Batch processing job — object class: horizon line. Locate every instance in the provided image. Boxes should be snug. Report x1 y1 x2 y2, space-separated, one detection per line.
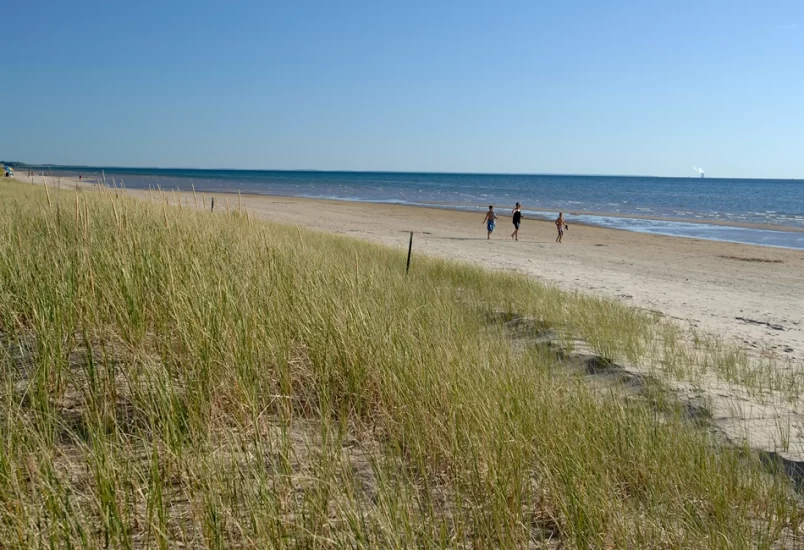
9 162 804 182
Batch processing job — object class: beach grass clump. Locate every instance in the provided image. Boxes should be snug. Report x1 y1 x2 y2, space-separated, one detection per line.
0 180 801 548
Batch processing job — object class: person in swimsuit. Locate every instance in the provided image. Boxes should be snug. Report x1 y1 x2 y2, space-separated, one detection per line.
511 202 523 240
483 205 497 239
555 212 568 243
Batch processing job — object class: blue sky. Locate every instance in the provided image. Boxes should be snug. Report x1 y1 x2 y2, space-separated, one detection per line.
2 0 802 178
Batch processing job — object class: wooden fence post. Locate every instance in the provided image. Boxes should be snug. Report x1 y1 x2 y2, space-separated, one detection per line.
406 232 413 274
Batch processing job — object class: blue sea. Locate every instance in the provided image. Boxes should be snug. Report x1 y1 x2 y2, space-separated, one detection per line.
42 167 804 250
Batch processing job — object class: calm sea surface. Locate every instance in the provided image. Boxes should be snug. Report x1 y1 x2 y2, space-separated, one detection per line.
42 168 804 250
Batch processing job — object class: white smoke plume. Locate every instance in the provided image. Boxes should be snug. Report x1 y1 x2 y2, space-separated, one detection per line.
693 166 705 175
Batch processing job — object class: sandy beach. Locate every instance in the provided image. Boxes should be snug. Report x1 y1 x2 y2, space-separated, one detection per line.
179 190 804 462
31 174 804 363
135 189 804 364
23 175 804 460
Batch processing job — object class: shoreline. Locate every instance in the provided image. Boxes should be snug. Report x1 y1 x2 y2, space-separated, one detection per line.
119 183 804 362
265 195 804 235
15 175 804 461
20 175 804 362
6 172 803 544
26 172 804 246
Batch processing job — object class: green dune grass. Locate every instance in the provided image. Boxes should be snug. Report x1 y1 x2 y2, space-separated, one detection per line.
0 181 800 548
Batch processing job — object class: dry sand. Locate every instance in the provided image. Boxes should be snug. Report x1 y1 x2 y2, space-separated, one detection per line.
23 175 804 462
149 190 803 364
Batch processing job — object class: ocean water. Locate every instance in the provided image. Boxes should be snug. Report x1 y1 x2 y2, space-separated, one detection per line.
45 167 804 250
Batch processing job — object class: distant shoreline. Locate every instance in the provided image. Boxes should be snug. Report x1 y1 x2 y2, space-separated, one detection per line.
38 173 804 232
14 173 804 370
15 164 804 182
59 172 804 244
18 171 804 250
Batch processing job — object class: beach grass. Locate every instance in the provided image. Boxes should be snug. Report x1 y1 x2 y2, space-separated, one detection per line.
0 180 802 548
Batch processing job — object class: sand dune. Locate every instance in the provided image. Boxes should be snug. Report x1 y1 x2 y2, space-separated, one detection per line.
27 174 804 461
166 192 803 365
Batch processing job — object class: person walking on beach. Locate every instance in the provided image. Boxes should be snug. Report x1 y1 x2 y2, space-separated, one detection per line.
511 202 523 240
483 205 497 239
555 212 568 243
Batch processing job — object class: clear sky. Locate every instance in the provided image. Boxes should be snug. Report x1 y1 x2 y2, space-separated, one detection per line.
2 0 803 178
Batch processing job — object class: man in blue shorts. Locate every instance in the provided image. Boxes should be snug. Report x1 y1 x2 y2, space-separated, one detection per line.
482 205 497 239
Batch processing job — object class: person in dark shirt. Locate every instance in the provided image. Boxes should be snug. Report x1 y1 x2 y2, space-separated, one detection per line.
511 202 523 240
